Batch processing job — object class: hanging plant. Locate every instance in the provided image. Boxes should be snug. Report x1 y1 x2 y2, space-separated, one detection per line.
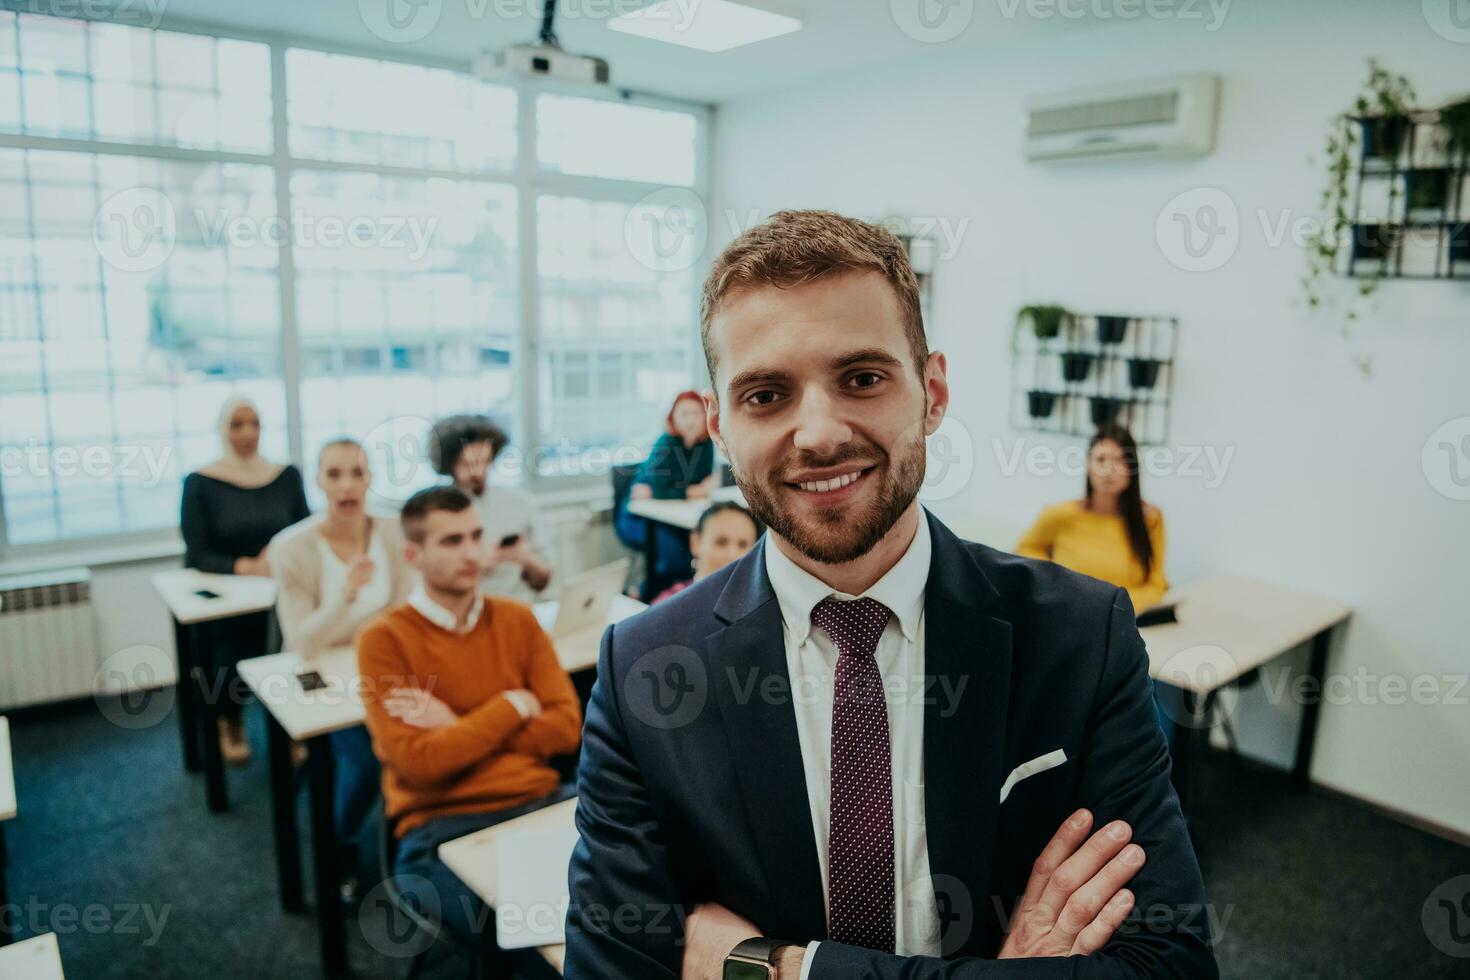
1302 59 1417 378
1440 97 1470 168
1016 304 1071 341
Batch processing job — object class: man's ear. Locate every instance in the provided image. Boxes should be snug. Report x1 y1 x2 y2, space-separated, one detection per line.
922 351 950 436
701 388 727 458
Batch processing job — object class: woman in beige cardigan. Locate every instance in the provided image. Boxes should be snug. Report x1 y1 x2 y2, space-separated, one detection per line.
270 438 416 854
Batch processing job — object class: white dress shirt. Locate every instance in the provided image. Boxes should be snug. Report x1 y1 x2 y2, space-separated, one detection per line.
763 509 941 976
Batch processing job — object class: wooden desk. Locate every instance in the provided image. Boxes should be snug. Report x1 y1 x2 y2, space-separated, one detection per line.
0 932 64 977
1140 575 1352 806
0 717 14 946
150 568 277 814
534 594 647 673
438 797 578 974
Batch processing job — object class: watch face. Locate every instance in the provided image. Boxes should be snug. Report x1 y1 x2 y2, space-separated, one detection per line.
723 960 770 980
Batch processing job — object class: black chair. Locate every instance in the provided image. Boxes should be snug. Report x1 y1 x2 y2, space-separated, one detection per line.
373 798 506 980
610 462 642 550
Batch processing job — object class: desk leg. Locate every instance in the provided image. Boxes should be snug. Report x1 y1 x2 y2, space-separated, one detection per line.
1293 627 1333 789
268 715 305 913
307 734 348 977
0 823 10 946
642 516 660 602
1169 689 1215 817
173 617 201 773
194 664 229 813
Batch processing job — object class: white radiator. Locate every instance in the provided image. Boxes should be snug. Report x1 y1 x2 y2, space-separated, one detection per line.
0 567 100 709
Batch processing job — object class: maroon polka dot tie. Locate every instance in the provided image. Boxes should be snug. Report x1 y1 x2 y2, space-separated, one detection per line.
812 596 896 954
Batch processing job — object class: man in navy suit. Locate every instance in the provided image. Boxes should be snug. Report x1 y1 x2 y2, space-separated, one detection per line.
565 210 1217 979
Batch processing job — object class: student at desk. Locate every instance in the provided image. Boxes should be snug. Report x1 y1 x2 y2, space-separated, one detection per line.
181 397 309 764
1016 423 1168 613
651 501 760 604
619 390 721 595
358 486 580 944
270 438 416 860
429 413 552 603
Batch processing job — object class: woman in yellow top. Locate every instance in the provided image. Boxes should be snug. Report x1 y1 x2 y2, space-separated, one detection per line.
1017 423 1167 613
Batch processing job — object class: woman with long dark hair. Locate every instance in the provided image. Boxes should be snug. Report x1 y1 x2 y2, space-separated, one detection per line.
1017 423 1168 612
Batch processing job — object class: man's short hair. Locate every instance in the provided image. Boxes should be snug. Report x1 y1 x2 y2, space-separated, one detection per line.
400 485 474 544
427 414 510 476
699 209 928 388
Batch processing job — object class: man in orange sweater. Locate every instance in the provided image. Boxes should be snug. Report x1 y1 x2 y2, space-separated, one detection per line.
357 485 581 939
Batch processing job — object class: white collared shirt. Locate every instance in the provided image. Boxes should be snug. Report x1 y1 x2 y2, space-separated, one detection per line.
406 584 484 635
763 509 941 974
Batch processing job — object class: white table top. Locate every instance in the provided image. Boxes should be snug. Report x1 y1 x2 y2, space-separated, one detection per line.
0 716 15 822
437 797 578 971
0 932 65 979
1141 575 1352 695
626 485 745 532
238 595 647 740
150 568 277 625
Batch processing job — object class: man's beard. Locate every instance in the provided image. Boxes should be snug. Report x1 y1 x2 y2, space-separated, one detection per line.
733 428 927 566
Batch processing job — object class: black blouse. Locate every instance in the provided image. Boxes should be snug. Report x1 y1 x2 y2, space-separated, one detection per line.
180 466 310 574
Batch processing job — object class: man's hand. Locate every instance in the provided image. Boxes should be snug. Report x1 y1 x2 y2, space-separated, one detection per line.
503 688 542 720
682 902 760 980
384 687 458 730
998 809 1143 959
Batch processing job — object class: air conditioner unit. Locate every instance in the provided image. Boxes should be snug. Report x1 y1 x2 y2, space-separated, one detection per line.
1024 74 1219 161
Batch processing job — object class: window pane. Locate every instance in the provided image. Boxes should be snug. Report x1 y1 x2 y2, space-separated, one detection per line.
290 169 519 509
535 195 699 478
0 147 285 546
286 49 516 173
1 13 271 153
537 95 697 186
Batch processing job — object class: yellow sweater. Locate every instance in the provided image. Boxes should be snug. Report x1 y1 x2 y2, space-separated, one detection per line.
1016 500 1168 612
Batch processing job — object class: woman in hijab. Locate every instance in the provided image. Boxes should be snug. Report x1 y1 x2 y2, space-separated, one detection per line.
180 397 310 763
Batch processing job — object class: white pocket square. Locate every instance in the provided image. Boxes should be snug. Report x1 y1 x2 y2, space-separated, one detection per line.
999 749 1069 803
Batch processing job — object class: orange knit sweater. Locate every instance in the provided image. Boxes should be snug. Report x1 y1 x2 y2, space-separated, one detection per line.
356 595 581 836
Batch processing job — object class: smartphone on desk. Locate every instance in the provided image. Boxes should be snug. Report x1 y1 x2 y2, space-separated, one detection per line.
296 670 329 693
499 533 521 548
194 589 221 600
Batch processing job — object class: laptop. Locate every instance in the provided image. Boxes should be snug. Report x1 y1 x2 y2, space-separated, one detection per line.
536 558 631 638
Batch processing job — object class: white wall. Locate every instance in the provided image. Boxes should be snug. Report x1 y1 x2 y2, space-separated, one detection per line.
712 0 1470 836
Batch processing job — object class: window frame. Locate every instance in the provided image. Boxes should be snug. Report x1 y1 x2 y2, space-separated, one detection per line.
0 10 713 561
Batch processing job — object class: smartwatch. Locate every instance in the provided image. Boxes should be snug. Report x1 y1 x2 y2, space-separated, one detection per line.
723 937 798 980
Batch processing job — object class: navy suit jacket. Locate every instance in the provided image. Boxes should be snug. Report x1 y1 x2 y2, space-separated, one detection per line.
565 511 1218 979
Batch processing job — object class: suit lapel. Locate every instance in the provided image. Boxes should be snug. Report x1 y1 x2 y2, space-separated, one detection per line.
709 542 828 941
921 513 1012 957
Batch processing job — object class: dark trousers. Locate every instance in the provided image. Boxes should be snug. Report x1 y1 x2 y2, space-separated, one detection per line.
394 783 577 938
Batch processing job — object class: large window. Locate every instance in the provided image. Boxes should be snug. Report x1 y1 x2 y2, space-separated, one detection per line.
0 12 708 551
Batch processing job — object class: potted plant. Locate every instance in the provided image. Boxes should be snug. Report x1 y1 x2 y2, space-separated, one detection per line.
1060 352 1094 383
1017 305 1070 341
1090 397 1125 426
1440 97 1470 167
1128 358 1162 389
1348 223 1399 271
1096 316 1129 345
1360 113 1410 163
1027 390 1059 418
1405 168 1451 215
